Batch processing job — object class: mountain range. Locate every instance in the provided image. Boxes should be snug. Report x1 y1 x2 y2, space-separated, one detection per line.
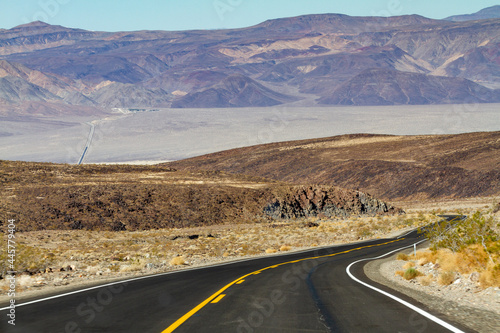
1 8 500 114
446 5 500 21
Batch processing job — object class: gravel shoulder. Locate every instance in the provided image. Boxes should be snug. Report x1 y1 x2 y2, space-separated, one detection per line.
364 247 500 333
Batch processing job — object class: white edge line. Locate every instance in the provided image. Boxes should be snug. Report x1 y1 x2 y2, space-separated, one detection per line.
0 229 418 311
0 254 269 311
346 240 466 333
0 236 381 311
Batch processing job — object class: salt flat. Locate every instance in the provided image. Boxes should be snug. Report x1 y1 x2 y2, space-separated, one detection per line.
0 104 499 163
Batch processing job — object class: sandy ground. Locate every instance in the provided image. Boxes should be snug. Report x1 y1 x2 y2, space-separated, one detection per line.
1 103 500 163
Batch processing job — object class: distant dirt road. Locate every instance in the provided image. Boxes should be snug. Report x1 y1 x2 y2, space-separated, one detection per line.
78 121 95 165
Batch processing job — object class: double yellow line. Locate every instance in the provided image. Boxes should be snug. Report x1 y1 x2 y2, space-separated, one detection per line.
162 238 403 332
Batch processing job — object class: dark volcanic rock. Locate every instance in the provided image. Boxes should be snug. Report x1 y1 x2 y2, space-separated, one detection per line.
264 186 402 219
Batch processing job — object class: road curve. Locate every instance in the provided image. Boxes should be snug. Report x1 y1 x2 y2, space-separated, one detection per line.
0 230 470 333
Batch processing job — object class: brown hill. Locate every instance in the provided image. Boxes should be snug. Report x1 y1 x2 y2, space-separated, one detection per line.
166 132 500 201
0 161 401 231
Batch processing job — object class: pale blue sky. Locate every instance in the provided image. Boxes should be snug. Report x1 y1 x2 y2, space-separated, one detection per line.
1 0 499 31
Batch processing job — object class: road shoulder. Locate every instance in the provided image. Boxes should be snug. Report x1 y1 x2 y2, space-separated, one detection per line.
364 253 500 333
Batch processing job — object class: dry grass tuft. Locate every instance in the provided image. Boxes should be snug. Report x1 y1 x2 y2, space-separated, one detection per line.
403 267 422 280
265 248 277 254
438 271 456 285
170 256 186 266
403 262 415 270
417 274 433 286
120 263 143 272
479 264 500 288
279 245 292 252
396 253 409 261
415 250 437 266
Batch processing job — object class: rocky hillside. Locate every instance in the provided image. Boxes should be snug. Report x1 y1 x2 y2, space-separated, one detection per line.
1 11 500 114
318 69 500 105
167 131 500 201
264 186 400 219
0 161 401 231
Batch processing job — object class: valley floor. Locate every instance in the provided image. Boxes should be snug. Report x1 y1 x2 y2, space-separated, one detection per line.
2 103 500 164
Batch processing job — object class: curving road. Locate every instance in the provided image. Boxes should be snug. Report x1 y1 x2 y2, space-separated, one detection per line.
0 229 470 333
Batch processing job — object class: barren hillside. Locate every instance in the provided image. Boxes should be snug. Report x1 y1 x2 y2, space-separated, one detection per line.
0 161 400 231
167 131 500 200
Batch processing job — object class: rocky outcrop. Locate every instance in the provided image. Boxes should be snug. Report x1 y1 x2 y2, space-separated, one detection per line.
264 186 402 219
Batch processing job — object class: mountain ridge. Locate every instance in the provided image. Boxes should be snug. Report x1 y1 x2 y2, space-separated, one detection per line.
166 131 500 201
446 5 500 22
1 11 500 114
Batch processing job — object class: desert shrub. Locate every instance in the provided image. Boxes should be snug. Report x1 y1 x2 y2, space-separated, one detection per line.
415 250 437 266
279 245 292 252
356 227 372 238
492 200 500 214
438 271 456 285
0 238 53 277
396 253 409 261
265 248 277 254
120 263 143 272
425 211 497 255
403 262 415 270
479 264 500 288
417 275 433 286
170 256 186 266
403 267 421 280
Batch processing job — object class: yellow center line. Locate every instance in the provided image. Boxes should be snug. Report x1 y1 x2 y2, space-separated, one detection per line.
211 294 226 303
161 238 404 333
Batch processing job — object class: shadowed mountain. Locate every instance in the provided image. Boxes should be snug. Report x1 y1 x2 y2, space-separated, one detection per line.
89 82 171 108
446 6 500 21
1 10 500 113
0 76 58 103
171 75 297 108
318 69 500 105
0 59 93 105
166 131 500 201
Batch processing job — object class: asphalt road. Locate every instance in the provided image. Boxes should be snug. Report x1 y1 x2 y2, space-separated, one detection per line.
0 229 471 333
